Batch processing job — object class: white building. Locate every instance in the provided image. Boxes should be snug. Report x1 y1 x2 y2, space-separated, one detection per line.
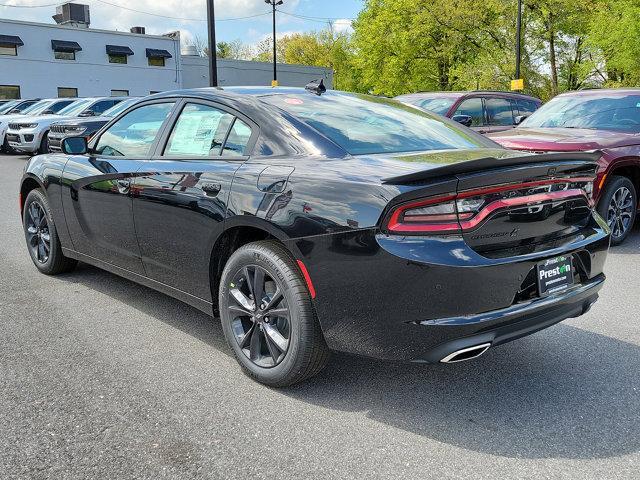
0 2 333 101
0 5 181 99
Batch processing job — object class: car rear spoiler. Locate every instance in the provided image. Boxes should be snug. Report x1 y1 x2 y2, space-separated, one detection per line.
382 151 602 185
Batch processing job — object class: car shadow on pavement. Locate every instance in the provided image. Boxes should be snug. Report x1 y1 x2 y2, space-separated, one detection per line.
282 326 640 460
60 264 639 461
59 263 232 357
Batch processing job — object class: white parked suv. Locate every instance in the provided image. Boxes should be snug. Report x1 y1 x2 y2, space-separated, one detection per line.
6 97 124 154
0 99 65 152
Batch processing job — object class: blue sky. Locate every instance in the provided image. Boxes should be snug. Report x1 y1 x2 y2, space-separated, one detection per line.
0 1 363 46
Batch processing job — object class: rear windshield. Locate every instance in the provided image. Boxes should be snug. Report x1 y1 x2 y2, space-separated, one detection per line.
522 93 640 132
412 97 457 115
261 92 492 155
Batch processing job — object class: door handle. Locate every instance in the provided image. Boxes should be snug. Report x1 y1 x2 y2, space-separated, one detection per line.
202 183 222 196
116 179 130 194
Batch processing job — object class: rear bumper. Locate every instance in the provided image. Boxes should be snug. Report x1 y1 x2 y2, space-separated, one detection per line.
292 217 609 361
413 274 603 363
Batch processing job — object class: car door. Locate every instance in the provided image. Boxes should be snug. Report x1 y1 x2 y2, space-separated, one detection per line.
451 97 489 134
132 99 258 301
61 100 177 274
485 96 516 133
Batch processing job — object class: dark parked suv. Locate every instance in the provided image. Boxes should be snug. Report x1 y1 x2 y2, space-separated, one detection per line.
395 91 541 134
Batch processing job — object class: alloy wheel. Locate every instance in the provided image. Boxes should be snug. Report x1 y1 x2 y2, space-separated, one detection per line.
227 265 291 368
607 186 634 240
25 201 51 264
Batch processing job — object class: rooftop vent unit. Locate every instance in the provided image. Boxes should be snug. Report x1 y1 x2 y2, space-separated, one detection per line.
52 3 90 28
130 26 146 35
181 45 198 56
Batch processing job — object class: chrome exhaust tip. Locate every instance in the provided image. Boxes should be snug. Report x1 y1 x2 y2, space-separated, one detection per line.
440 343 491 364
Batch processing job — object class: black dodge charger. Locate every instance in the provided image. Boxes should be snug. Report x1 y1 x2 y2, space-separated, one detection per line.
19 86 610 386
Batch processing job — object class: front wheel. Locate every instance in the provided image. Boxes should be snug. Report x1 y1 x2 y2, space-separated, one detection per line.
23 189 77 275
219 240 329 387
597 176 637 246
38 132 50 154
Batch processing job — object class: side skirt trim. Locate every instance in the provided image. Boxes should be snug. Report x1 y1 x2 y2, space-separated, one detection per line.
62 247 214 316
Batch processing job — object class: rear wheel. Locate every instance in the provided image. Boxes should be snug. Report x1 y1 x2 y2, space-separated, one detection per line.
219 240 329 387
23 189 77 275
597 176 637 246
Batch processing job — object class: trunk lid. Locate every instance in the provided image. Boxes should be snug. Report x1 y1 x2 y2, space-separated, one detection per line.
383 151 600 257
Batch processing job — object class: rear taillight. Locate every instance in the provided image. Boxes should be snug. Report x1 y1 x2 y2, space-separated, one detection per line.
385 178 594 234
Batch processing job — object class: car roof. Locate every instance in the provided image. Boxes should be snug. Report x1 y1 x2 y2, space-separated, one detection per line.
556 88 640 98
396 91 540 101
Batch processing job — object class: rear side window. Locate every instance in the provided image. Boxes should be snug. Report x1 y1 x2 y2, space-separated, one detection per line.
486 98 515 126
95 102 175 157
453 98 484 126
222 119 252 157
164 103 252 157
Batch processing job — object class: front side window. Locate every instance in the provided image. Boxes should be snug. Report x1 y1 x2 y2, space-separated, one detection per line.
92 100 119 115
453 98 485 127
164 103 236 157
109 54 127 64
486 98 515 126
95 102 175 157
58 87 78 98
0 85 20 100
48 100 74 113
261 93 492 155
0 45 17 56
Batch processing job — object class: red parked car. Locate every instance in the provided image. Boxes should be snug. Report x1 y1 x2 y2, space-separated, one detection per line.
395 91 541 134
488 88 640 245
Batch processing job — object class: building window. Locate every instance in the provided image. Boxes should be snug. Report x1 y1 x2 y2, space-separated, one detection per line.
55 50 76 60
148 56 165 67
108 54 128 64
111 90 129 97
0 45 17 56
0 85 20 99
58 87 78 98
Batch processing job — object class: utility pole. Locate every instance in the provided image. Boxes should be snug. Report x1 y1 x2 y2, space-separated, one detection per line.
515 0 522 81
206 0 218 87
265 0 283 87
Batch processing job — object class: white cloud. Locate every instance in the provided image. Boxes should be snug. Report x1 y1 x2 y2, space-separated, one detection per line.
331 18 353 34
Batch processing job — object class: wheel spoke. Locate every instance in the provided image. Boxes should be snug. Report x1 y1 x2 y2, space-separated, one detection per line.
263 327 281 363
253 267 265 306
264 288 283 312
27 226 37 234
228 304 254 317
267 307 289 319
230 287 255 312
242 266 255 300
263 323 289 352
249 325 261 360
239 323 256 349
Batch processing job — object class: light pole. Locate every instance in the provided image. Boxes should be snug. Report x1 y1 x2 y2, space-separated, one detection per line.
265 0 283 87
206 0 218 87
515 0 522 81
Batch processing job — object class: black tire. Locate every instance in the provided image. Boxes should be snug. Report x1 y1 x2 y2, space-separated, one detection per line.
22 188 77 275
2 137 14 154
597 175 637 246
38 132 49 154
219 240 329 387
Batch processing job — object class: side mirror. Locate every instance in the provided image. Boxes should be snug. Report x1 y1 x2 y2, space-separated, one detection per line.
8 109 20 114
514 115 528 125
452 114 473 128
61 136 88 155
78 110 95 117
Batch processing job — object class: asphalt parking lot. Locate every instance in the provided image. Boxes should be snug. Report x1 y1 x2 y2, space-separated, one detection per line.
0 153 638 479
